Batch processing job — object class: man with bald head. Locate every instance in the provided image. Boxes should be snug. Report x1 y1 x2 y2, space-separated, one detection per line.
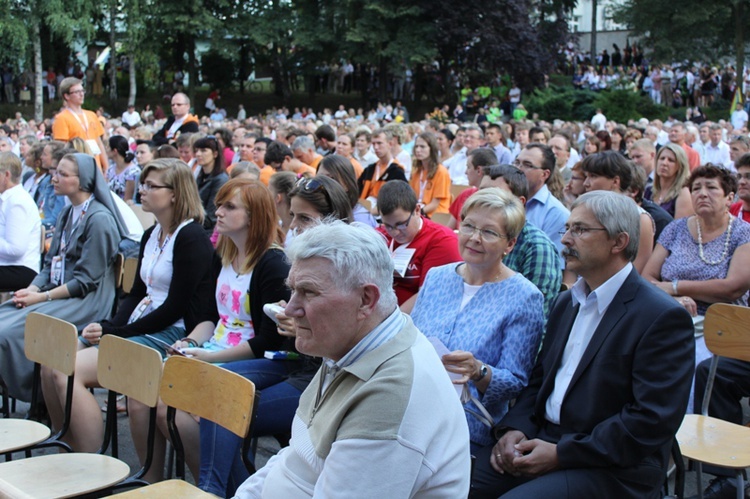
154 92 200 145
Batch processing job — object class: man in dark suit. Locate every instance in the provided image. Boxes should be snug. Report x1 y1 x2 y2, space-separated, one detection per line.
470 190 695 498
153 92 199 145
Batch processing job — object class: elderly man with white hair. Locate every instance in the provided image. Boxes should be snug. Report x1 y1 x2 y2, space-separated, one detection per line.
235 221 471 498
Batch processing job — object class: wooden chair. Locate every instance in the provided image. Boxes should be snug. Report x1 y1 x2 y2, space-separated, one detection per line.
0 314 131 497
108 479 216 498
450 183 470 200
117 356 259 496
97 335 164 488
430 212 453 227
122 258 139 295
129 204 156 230
675 303 750 499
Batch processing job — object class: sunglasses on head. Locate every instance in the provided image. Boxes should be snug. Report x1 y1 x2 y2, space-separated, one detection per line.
296 177 333 211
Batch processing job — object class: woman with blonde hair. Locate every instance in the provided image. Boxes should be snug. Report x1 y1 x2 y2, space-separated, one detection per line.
645 143 694 219
41 158 215 484
409 132 451 215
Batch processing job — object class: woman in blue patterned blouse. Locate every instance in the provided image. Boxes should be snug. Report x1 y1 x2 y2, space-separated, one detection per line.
411 188 545 450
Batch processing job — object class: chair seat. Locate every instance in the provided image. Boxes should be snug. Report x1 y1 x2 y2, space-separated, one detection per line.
109 479 216 498
677 414 750 469
0 453 130 498
0 419 51 453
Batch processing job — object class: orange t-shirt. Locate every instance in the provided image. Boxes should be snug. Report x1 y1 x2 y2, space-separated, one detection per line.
309 154 323 171
349 157 364 179
409 164 451 214
259 165 276 186
52 108 105 143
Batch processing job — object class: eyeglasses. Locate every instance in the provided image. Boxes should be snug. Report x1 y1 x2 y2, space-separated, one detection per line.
296 177 333 211
559 225 609 238
50 169 78 179
253 146 267 152
383 211 414 232
513 159 543 170
458 222 506 242
736 172 750 181
139 183 173 192
67 89 85 95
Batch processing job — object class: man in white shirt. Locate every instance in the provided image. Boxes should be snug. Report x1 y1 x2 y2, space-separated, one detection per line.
470 191 694 499
590 109 606 132
445 125 482 185
702 124 733 169
731 106 748 132
235 222 470 498
121 104 141 128
0 152 42 290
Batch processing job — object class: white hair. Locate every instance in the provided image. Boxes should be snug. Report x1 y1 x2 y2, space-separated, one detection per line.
286 220 398 313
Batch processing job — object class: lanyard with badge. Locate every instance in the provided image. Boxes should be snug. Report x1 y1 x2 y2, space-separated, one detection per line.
66 108 102 155
389 237 416 278
51 197 92 286
128 220 191 324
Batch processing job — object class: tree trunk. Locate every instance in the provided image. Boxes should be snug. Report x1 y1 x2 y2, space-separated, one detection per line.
378 54 388 103
188 38 196 108
128 52 136 106
590 0 598 63
735 0 745 97
33 22 43 123
109 1 117 101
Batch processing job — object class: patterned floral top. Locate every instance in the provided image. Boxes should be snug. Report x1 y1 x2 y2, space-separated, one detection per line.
659 216 750 315
411 263 545 447
107 163 141 201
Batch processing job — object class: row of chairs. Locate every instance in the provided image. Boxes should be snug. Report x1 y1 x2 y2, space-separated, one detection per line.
0 313 259 498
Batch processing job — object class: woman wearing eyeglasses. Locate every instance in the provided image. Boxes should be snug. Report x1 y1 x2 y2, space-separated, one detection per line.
410 188 544 451
194 136 229 234
0 153 127 403
196 175 352 497
40 159 216 479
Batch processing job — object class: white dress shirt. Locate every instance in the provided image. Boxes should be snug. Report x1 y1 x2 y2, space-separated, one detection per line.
0 183 42 272
702 141 733 170
544 263 633 424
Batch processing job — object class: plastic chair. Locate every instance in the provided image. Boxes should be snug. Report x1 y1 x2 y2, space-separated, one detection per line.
675 303 750 499
122 258 139 295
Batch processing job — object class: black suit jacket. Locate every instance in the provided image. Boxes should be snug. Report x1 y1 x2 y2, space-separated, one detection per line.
498 268 694 493
153 116 200 145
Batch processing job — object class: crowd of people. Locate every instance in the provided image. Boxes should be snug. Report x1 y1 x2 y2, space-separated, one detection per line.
0 74 750 499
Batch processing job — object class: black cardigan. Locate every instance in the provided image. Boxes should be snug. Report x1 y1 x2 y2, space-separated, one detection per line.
101 221 218 337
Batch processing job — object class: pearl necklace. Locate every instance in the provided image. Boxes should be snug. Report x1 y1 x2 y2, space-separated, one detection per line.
695 214 734 265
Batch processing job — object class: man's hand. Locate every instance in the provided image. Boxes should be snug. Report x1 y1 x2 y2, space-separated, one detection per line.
512 439 559 477
490 430 527 475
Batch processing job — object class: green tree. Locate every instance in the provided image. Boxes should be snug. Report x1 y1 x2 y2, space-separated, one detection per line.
614 0 748 81
0 0 97 121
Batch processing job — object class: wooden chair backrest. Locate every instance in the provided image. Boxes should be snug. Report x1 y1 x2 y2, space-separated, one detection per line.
704 303 750 362
113 253 125 290
122 258 139 294
450 184 470 200
160 357 256 438
98 336 164 408
431 212 453 227
24 313 78 376
129 204 156 230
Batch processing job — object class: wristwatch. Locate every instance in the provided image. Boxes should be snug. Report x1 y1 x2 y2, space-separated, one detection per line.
474 363 488 381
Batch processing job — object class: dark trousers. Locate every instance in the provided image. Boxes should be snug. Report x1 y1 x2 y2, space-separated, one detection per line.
0 266 37 292
470 424 664 499
693 357 750 477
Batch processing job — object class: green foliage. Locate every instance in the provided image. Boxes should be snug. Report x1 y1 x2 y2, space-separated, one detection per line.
525 86 673 122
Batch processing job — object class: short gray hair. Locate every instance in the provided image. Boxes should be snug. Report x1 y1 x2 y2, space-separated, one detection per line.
291 135 314 153
286 220 398 313
571 191 640 262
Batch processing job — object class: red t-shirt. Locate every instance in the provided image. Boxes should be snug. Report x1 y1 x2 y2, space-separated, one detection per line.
449 187 478 221
377 217 462 304
730 202 750 224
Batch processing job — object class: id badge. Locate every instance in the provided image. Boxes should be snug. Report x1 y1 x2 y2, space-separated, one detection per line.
128 296 153 324
50 256 63 286
86 139 101 155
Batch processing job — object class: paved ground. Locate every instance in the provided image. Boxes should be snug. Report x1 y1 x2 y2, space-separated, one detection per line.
4 392 749 498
